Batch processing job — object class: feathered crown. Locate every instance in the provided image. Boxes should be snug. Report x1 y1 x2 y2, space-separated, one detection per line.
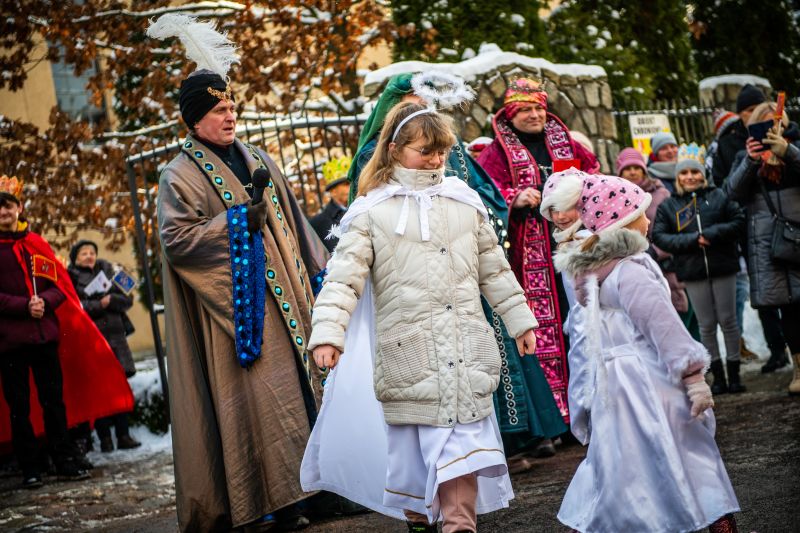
322 156 352 184
411 71 476 109
677 143 707 166
146 14 239 80
0 175 23 198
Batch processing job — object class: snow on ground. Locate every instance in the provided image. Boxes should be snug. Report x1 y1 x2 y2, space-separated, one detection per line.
85 426 172 467
715 301 796 376
85 359 173 467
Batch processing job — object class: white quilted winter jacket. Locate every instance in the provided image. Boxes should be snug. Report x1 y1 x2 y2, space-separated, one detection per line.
308 166 537 427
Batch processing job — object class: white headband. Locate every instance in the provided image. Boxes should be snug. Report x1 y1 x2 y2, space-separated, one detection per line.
391 107 436 143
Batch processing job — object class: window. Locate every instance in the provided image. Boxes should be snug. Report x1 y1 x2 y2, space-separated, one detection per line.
50 47 106 124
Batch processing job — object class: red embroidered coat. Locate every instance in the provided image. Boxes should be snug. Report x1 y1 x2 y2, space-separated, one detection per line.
477 110 599 422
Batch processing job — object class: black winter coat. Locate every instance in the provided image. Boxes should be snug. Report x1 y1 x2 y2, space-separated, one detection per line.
712 119 748 186
724 122 800 308
68 259 136 377
653 186 745 282
309 201 346 253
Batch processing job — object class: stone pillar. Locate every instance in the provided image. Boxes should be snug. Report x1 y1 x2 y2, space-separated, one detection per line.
698 74 772 111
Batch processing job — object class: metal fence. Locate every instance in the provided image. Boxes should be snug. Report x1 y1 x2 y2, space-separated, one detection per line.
613 97 800 148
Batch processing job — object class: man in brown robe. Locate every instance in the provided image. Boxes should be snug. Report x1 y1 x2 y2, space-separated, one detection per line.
157 68 327 531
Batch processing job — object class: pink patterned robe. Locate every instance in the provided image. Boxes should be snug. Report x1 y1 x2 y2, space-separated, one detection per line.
477 110 599 423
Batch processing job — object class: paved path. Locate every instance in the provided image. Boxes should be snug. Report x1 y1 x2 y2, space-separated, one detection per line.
1 366 797 532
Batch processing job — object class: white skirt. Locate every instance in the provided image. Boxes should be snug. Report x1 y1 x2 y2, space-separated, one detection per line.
301 279 513 522
384 416 512 522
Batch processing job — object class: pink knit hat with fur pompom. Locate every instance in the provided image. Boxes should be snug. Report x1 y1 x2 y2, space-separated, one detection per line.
541 168 589 222
576 174 652 234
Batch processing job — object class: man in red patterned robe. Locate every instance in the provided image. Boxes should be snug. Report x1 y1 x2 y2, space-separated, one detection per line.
477 79 599 425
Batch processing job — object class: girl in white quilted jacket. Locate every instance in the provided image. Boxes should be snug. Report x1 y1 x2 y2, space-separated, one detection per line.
551 173 740 533
303 103 538 533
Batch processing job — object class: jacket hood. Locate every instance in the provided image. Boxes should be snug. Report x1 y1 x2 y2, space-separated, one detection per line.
554 228 649 278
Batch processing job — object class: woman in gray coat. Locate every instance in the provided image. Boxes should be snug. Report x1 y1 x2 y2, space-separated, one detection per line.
724 102 800 396
68 240 141 451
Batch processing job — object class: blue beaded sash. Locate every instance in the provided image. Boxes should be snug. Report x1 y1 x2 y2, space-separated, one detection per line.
226 205 267 367
182 137 315 382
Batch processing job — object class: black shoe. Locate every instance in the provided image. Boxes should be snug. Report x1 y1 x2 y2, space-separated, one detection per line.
727 360 747 393
74 454 94 470
56 462 91 481
100 436 114 453
274 504 310 531
116 435 142 450
73 436 91 456
22 474 43 489
761 350 790 373
709 360 728 395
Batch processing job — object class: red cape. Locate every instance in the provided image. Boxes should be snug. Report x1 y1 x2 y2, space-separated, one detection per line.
0 231 134 446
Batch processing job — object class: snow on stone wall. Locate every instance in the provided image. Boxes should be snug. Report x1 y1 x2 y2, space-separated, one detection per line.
363 46 618 173
698 74 773 110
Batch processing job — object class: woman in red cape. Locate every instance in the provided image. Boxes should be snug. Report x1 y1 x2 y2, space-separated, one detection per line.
0 210 134 451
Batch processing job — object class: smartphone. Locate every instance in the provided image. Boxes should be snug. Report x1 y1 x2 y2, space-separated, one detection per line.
747 120 773 143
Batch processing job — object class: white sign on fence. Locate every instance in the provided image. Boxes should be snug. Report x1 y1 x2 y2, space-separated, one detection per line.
628 114 672 157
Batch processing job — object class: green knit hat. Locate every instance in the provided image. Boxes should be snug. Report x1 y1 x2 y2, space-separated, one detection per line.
347 73 414 198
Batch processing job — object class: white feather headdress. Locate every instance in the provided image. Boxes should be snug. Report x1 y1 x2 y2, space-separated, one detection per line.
411 70 475 110
146 13 239 79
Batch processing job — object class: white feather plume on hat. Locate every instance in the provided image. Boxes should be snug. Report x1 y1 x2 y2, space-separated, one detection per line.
146 13 239 78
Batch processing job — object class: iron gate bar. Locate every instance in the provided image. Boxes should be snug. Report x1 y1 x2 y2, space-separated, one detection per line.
303 114 323 210
125 148 169 416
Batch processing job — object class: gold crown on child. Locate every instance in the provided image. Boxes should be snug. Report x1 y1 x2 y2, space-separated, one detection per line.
0 175 23 198
677 143 707 166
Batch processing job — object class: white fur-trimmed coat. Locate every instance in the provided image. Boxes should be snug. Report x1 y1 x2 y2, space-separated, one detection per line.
553 228 738 532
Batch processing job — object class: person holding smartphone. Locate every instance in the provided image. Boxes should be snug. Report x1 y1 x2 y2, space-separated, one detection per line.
725 101 800 395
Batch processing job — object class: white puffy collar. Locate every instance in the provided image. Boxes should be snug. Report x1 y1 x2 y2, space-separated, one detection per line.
391 164 445 191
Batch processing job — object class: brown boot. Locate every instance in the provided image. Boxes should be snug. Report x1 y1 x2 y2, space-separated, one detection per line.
708 513 738 532
739 338 758 361
789 354 800 396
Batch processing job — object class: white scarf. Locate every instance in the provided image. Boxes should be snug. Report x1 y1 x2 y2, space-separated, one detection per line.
330 168 488 243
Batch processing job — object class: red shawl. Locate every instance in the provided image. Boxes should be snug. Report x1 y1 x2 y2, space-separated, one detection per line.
0 231 134 446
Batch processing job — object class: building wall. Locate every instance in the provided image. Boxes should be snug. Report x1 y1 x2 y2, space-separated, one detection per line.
0 37 57 130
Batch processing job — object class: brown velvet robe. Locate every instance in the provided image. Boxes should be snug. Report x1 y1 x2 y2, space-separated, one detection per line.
157 135 326 531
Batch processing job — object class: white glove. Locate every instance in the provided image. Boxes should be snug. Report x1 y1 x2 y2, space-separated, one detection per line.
685 380 714 418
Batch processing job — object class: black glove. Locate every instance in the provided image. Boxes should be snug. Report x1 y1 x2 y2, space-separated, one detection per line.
245 200 267 234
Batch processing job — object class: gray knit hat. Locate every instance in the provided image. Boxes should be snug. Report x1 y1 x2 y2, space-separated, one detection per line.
650 132 678 155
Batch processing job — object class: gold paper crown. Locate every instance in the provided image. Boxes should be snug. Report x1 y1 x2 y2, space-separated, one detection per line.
677 143 707 166
0 175 23 198
322 156 352 184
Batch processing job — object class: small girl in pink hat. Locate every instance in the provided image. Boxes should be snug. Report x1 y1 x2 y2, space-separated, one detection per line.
552 174 740 533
